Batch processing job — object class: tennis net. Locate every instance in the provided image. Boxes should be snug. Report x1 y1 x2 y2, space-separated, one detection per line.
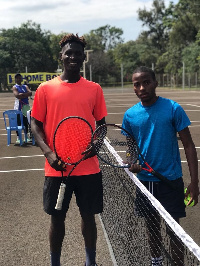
99 142 200 266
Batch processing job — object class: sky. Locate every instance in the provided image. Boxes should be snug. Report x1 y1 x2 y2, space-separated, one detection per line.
0 0 179 43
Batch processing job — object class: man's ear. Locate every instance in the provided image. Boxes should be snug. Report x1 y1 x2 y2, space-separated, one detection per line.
59 52 63 61
155 80 158 87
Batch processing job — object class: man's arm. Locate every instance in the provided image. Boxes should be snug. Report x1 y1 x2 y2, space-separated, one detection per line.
31 117 65 171
96 117 106 128
178 127 199 205
12 85 32 99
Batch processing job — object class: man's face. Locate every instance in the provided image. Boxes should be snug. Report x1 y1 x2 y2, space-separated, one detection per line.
60 42 85 72
15 75 23 84
132 72 158 106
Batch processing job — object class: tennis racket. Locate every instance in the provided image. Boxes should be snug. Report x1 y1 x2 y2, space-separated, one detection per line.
53 116 93 210
92 124 176 189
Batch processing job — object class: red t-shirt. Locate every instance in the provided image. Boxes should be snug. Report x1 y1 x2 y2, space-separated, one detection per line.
31 76 107 177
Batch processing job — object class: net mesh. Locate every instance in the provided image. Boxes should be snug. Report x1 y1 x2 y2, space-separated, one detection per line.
99 143 200 266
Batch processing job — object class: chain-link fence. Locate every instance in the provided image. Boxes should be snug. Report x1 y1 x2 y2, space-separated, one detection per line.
156 72 200 89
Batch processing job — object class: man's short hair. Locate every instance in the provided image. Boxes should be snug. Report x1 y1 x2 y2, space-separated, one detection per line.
133 66 156 81
59 33 87 50
15 73 22 79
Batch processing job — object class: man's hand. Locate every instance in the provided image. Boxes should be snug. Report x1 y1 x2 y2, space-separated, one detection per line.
81 144 97 160
128 163 142 173
44 151 66 171
186 183 200 206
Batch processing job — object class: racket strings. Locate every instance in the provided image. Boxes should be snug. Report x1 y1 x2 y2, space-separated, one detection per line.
125 137 139 165
93 125 107 152
54 118 92 164
93 124 139 167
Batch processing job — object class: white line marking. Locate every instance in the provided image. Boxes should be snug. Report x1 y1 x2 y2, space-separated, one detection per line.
186 104 200 108
185 110 200 111
0 169 44 173
98 214 118 266
0 155 43 160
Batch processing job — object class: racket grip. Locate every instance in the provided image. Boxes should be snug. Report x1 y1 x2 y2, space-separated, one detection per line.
55 182 66 210
152 170 177 190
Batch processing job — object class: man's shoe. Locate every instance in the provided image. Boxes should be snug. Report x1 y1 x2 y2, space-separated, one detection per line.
15 139 24 145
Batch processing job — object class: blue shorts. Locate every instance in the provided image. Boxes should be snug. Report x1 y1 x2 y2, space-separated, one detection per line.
135 178 186 219
43 172 103 216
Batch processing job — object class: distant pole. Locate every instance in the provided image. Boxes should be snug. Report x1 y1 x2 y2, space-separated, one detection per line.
152 63 154 71
195 72 197 88
182 62 185 90
121 63 124 91
25 66 28 73
89 65 92 81
83 62 86 78
83 50 93 79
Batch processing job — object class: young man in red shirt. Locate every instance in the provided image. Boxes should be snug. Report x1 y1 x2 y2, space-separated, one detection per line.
31 34 107 266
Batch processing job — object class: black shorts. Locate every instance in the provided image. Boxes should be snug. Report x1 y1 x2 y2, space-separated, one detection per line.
43 172 103 216
135 178 186 219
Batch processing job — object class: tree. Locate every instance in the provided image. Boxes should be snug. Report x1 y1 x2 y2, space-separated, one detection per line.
112 41 140 79
182 43 200 73
0 21 57 85
84 24 124 84
85 24 124 51
137 0 170 53
163 0 200 74
49 32 69 70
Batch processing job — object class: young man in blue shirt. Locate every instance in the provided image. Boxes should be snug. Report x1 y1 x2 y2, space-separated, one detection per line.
122 66 199 266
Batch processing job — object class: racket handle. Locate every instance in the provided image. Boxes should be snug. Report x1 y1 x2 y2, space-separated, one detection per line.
152 170 177 190
55 182 66 210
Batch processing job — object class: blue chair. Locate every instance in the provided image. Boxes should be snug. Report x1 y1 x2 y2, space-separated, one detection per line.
3 110 28 146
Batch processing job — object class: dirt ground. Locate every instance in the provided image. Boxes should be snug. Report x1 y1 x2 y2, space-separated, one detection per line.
0 88 200 265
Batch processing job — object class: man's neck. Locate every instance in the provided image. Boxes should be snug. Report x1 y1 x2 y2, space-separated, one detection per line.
60 72 81 83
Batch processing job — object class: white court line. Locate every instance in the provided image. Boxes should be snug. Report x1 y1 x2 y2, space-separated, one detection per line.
180 147 200 150
98 214 118 266
185 110 200 111
186 104 200 108
182 160 200 163
0 168 44 173
0 155 43 160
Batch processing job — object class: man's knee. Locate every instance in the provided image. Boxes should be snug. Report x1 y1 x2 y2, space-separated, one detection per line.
81 212 95 224
50 214 66 228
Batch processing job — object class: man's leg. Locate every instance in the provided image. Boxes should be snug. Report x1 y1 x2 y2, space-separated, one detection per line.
81 212 97 266
49 214 66 266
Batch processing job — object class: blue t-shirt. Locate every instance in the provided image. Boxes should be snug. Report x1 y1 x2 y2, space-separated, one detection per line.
122 97 191 181
14 84 29 111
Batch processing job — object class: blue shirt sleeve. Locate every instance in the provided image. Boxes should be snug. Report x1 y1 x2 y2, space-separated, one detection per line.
172 102 191 132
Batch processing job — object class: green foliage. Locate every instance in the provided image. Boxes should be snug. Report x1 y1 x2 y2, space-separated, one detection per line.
85 24 124 51
84 24 124 83
182 43 200 72
136 0 200 76
1 0 200 87
138 0 169 52
49 32 69 69
0 21 57 85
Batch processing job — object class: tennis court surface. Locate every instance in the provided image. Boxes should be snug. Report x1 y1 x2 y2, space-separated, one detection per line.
0 87 200 265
